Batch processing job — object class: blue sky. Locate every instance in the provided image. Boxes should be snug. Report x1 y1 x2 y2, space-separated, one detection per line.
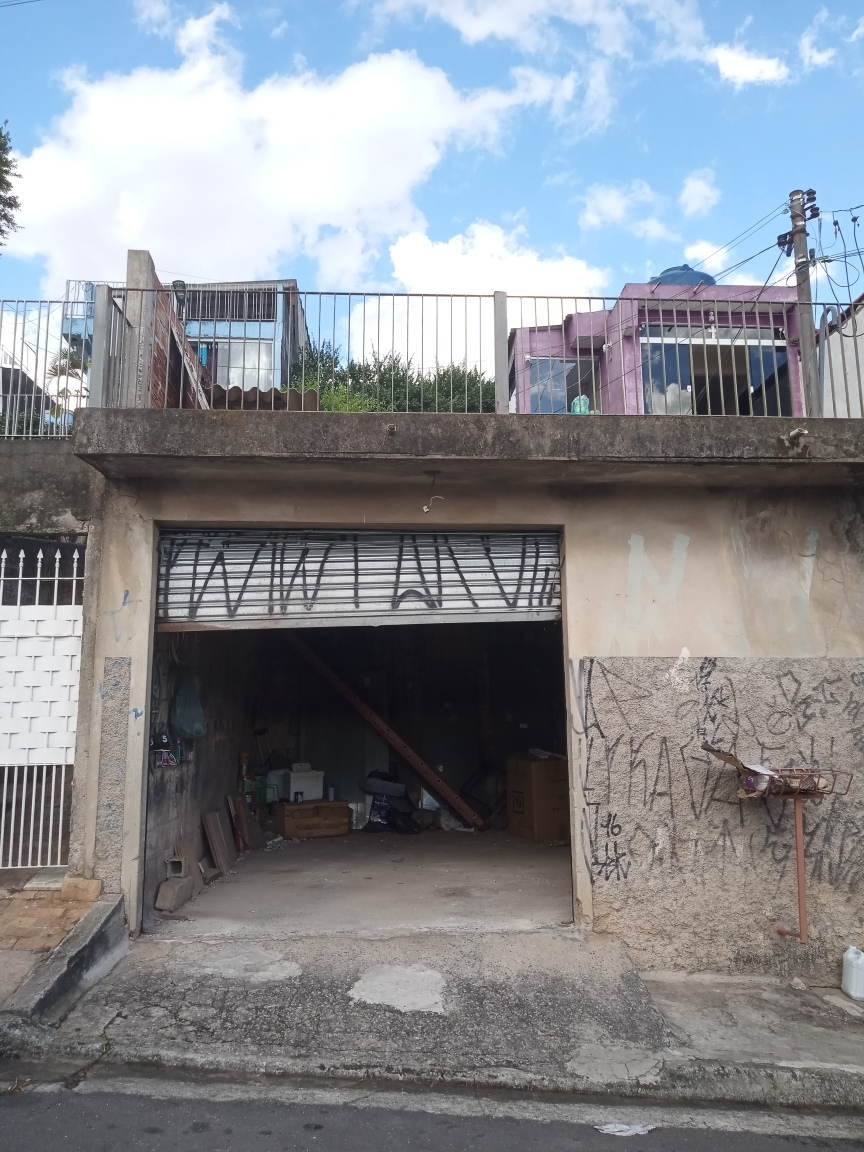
1 0 864 301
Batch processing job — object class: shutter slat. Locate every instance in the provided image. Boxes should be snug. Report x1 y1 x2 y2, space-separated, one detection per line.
157 530 561 627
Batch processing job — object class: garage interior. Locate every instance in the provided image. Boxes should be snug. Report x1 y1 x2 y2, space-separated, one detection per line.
143 619 573 934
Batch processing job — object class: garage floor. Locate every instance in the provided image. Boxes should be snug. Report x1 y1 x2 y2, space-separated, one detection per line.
151 831 573 940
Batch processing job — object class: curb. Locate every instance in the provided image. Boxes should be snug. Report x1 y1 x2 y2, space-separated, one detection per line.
2 1024 863 1112
2 897 128 1024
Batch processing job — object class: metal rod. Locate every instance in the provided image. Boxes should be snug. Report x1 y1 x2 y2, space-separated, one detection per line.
794 795 808 943
285 630 485 829
776 795 808 942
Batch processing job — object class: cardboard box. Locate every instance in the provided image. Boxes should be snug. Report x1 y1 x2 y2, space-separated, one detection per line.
506 755 570 842
275 800 350 839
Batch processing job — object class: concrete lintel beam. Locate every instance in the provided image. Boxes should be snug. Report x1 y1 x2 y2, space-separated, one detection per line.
68 410 864 488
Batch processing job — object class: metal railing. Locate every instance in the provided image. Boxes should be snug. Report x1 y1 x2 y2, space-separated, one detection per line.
0 764 72 868
507 293 807 417
0 542 84 606
96 286 498 414
3 284 864 434
1 297 91 438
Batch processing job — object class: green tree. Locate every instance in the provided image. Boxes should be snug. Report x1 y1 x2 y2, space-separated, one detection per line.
289 341 495 414
47 347 84 379
0 121 21 251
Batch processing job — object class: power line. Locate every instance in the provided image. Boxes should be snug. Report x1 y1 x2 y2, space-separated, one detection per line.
711 242 777 283
815 210 855 311
752 247 786 302
0 0 87 8
834 219 858 298
689 202 787 273
852 215 864 281
827 203 864 215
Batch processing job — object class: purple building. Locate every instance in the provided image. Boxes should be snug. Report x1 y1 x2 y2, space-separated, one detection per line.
509 274 802 416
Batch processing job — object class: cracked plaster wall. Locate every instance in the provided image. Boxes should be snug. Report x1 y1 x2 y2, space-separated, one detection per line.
576 656 864 982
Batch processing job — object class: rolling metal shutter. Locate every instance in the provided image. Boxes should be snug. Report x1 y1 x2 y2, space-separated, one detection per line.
156 529 561 629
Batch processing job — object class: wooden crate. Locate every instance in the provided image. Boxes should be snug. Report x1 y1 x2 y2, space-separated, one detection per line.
274 800 351 839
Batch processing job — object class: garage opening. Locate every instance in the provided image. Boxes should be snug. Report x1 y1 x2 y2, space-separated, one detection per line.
143 529 572 935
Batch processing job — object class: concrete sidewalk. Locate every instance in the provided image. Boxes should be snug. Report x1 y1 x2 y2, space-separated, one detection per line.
1 921 863 1109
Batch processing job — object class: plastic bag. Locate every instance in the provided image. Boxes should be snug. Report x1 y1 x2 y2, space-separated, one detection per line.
169 670 207 739
438 809 473 832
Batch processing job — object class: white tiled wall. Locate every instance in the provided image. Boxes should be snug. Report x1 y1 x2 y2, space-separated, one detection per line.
0 605 83 766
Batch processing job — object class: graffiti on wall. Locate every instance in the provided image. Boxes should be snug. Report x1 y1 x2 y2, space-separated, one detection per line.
573 656 864 896
157 529 561 624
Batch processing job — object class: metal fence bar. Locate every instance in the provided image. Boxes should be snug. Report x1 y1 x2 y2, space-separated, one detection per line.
0 542 85 607
0 764 73 869
4 288 864 425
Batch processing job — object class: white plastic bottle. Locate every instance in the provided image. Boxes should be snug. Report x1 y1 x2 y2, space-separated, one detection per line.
841 946 864 1000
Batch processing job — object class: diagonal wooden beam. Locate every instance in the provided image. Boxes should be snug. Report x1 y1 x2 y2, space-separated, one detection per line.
285 631 485 830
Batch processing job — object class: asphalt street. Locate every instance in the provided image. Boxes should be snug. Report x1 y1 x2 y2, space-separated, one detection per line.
1 1073 863 1152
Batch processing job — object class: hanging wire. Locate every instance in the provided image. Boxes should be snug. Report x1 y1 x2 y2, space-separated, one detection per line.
853 216 864 281
832 219 860 298
815 212 861 311
752 248 787 302
689 203 788 273
711 243 778 283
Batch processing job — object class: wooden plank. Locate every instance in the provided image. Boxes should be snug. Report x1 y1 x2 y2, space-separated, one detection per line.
229 794 266 851
285 632 484 829
203 809 237 875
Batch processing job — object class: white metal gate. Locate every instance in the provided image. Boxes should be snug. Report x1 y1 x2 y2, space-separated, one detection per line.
157 529 561 628
0 543 84 867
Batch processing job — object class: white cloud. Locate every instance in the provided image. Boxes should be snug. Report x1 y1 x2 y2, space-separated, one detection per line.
133 0 173 33
390 221 609 295
8 6 573 292
678 168 720 217
379 223 609 374
851 17 864 42
631 217 680 242
800 10 835 69
707 44 790 87
579 179 655 230
271 20 289 38
373 0 791 93
372 0 705 59
683 239 730 275
578 179 678 241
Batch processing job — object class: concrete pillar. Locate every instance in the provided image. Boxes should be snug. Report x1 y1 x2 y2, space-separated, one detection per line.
493 292 510 414
88 285 112 408
124 250 159 409
77 486 157 930
560 525 594 927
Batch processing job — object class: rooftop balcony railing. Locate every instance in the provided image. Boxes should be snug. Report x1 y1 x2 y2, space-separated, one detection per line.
2 283 863 438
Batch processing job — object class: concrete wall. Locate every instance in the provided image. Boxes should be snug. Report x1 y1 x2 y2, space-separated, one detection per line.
61 433 864 969
0 441 105 884
0 441 103 536
578 656 864 982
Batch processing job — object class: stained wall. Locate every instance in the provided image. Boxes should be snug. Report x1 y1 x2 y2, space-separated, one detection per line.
577 656 864 981
69 466 864 961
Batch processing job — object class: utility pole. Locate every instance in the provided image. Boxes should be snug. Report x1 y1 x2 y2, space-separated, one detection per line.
787 188 821 417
